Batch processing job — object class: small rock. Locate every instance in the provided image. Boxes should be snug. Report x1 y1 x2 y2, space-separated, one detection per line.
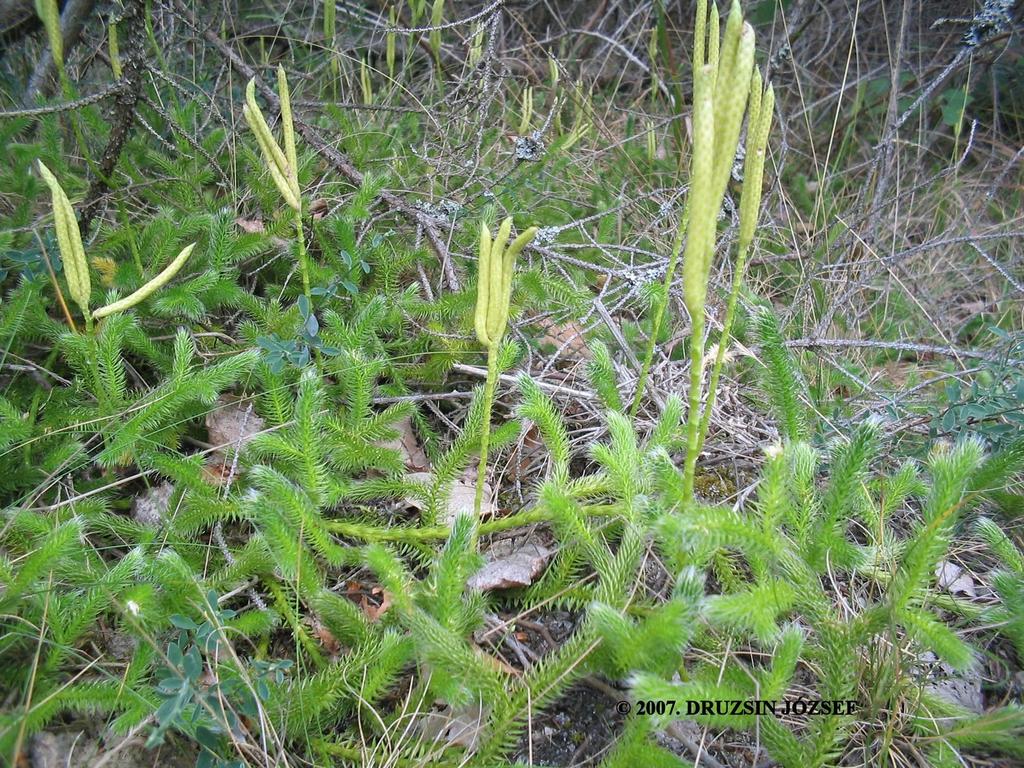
927 675 984 713
29 731 98 768
919 650 984 713
935 561 976 598
415 702 489 751
132 483 174 526
205 397 264 451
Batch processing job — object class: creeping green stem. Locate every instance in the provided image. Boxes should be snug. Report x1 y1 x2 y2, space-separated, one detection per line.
328 504 620 542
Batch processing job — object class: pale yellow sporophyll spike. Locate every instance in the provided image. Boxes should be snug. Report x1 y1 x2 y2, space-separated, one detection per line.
678 2 759 500
710 15 755 209
697 73 775 456
92 244 197 319
242 74 301 212
694 0 707 69
38 161 197 329
625 0 770 507
38 162 90 323
241 67 312 300
474 218 538 349
387 6 398 76
681 64 716 320
630 0 756 420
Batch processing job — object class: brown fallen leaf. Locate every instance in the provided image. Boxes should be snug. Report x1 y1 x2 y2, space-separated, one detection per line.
536 317 592 360
468 538 553 591
308 198 329 219
446 477 493 524
378 415 429 472
235 217 266 233
202 397 265 487
415 702 490 750
309 618 342 655
360 590 393 622
206 396 264 450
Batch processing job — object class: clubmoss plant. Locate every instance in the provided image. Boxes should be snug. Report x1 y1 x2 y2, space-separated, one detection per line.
38 162 196 332
629 0 762 510
976 515 1024 663
7 1 1024 765
91 244 196 319
473 217 538 522
468 24 484 69
697 70 775 456
108 21 122 79
34 0 66 90
242 67 312 300
518 85 534 134
323 0 335 42
430 0 444 66
360 56 373 105
37 162 89 329
546 56 562 134
386 6 397 78
630 0 758 424
647 27 660 97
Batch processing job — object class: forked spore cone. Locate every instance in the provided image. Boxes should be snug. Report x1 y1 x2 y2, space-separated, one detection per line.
242 75 301 211
474 217 538 348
